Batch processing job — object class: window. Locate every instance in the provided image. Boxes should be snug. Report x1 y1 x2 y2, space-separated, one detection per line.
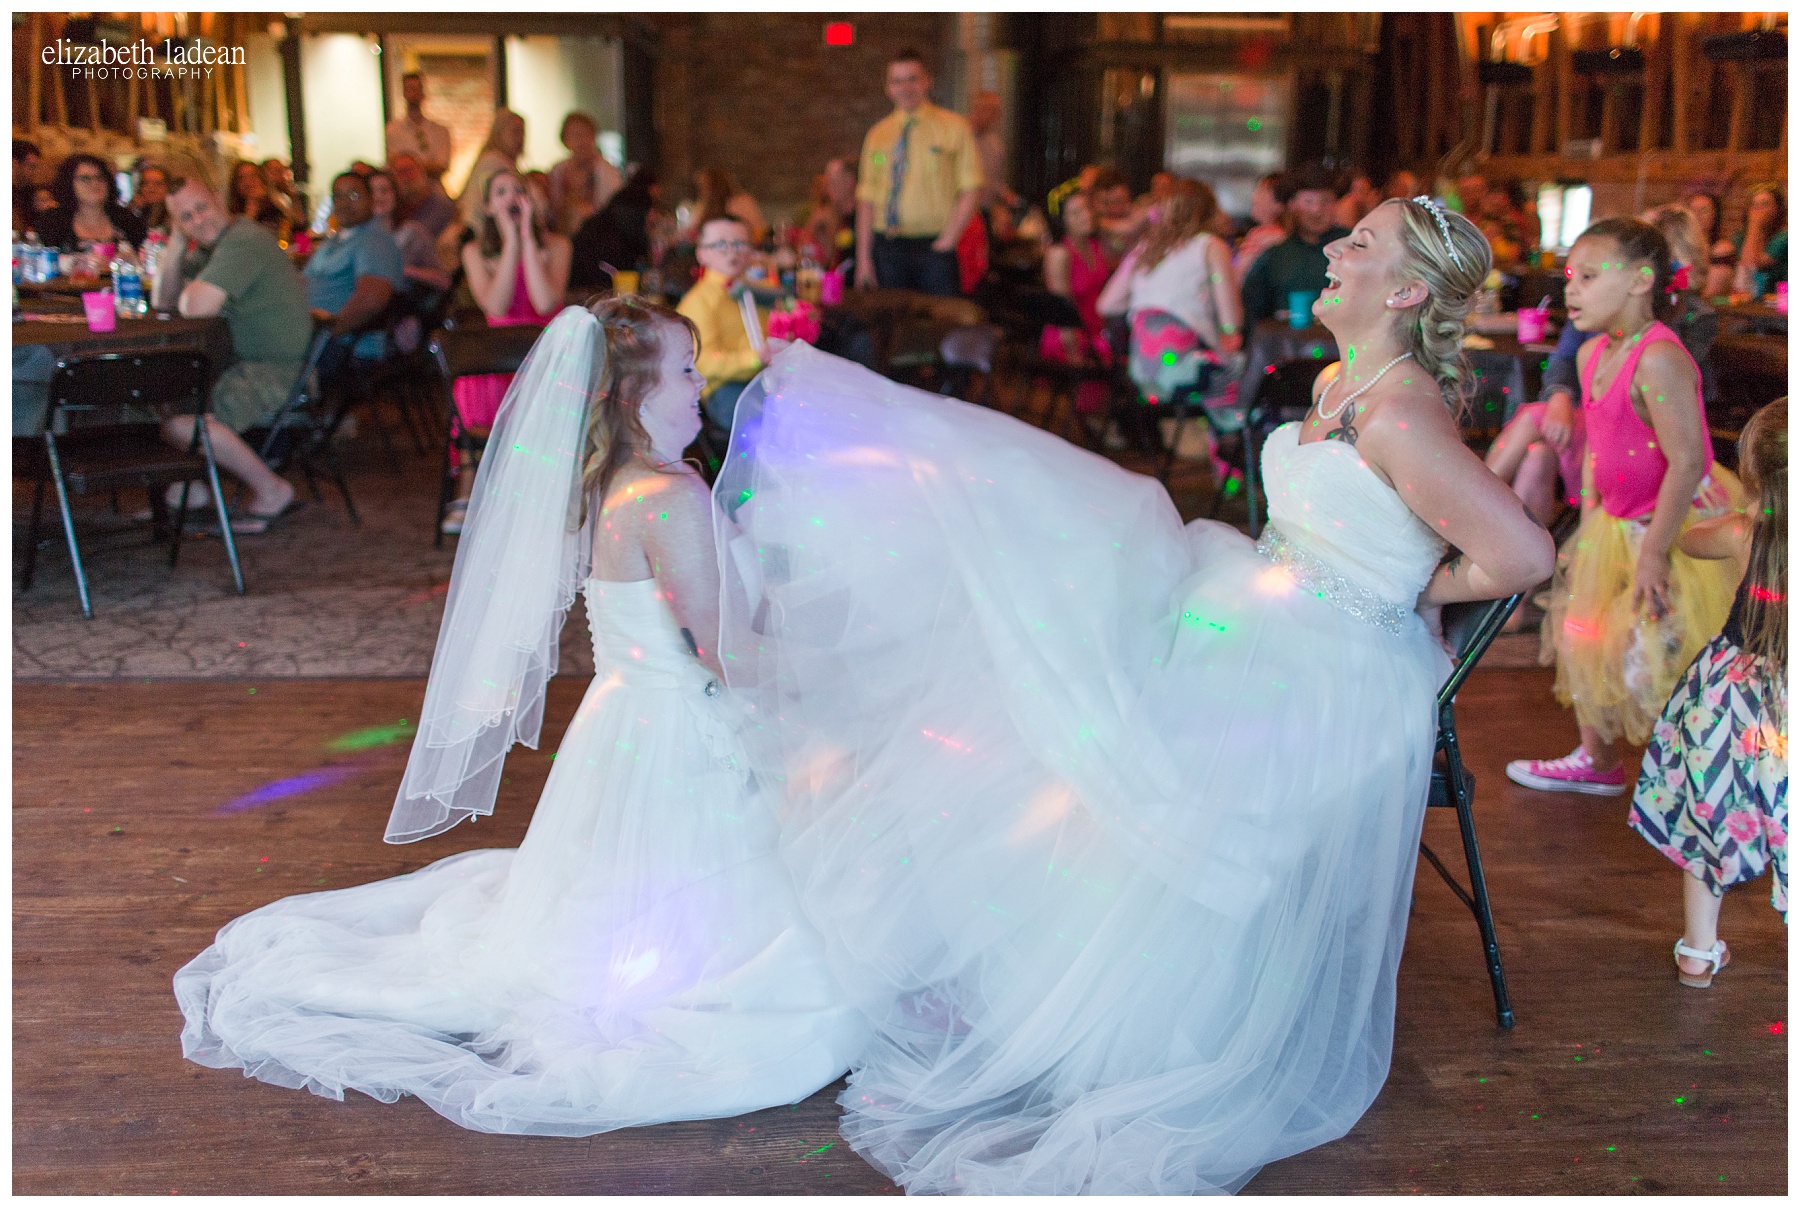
1536 182 1592 252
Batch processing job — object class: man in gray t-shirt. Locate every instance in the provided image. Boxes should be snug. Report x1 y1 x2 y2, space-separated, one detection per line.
144 176 308 530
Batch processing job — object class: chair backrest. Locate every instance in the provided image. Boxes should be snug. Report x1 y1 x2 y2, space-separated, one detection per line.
1254 357 1324 425
430 322 548 381
939 323 1004 373
1437 592 1525 707
49 351 211 428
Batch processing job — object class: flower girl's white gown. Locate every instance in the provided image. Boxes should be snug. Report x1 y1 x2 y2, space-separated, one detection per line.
175 577 869 1136
716 345 1454 1194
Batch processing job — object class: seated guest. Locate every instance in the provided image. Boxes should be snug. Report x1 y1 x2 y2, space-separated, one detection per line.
1475 179 1531 263
1097 177 1243 401
570 167 659 292
1039 189 1114 415
13 139 44 233
443 168 571 535
1728 184 1787 298
548 111 624 237
1089 166 1144 268
677 216 769 430
1238 162 1346 329
260 157 308 232
388 151 457 242
129 160 170 234
1331 167 1381 230
302 171 406 361
685 167 768 247
801 157 858 269
456 108 526 236
368 168 450 293
1382 169 1420 202
1233 171 1287 279
228 160 287 234
146 174 309 532
1455 171 1490 217
36 153 148 250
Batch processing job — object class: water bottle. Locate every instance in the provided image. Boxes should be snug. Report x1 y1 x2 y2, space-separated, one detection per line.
24 233 47 283
112 247 146 317
12 235 23 284
141 231 166 298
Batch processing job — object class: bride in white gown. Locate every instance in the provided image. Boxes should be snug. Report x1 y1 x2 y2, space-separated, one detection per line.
175 300 867 1135
715 198 1554 1192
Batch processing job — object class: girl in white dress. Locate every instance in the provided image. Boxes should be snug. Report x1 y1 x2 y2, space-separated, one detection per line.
715 199 1555 1193
175 299 867 1136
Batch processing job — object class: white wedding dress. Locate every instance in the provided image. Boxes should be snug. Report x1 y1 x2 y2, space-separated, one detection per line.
715 345 1454 1193
175 577 869 1135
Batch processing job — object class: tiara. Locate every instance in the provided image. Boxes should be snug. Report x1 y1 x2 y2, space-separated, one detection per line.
1411 195 1464 269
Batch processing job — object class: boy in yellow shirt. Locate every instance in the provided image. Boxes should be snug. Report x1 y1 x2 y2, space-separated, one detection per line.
676 216 768 429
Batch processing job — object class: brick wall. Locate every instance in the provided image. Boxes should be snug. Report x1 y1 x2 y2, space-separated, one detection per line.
650 13 950 224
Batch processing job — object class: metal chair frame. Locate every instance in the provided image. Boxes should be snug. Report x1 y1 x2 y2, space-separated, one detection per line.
1420 590 1528 1029
19 350 244 618
247 325 360 524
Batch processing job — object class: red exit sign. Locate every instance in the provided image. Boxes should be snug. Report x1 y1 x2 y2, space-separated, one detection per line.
825 21 854 46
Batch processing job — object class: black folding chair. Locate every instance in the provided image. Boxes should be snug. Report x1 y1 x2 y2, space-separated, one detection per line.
430 322 547 546
1237 358 1325 536
1007 291 1119 444
17 350 244 618
245 324 360 524
1419 591 1526 1029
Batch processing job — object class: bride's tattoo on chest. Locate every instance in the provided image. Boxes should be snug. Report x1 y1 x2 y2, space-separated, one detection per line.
1321 409 1358 446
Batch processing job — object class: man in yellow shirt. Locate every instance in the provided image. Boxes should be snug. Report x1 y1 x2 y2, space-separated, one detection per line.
676 216 768 429
854 48 984 297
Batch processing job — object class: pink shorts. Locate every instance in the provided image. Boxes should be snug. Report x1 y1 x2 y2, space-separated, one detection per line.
451 372 513 432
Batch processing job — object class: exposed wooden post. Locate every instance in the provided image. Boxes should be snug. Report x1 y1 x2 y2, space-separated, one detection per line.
1639 14 1669 152
1553 23 1574 153
27 12 44 133
1726 63 1752 152
1669 14 1691 153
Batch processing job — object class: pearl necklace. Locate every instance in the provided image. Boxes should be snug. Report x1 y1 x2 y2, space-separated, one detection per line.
1316 352 1412 421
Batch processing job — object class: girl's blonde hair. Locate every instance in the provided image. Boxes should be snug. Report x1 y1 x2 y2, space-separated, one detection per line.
1381 197 1493 415
579 295 701 506
1736 397 1787 690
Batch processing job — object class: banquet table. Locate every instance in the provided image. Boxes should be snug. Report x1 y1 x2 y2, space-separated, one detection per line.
1239 319 1549 436
13 310 232 436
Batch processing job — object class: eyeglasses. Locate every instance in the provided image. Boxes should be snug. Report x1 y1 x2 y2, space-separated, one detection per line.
699 240 752 252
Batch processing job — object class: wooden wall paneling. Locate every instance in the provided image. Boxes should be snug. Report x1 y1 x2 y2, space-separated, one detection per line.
1670 14 1691 153
1727 63 1753 152
1639 14 1669 153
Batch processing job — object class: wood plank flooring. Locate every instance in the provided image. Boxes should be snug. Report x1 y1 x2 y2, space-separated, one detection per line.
13 671 1786 1194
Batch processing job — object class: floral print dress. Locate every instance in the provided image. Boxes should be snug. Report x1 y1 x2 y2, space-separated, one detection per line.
1629 582 1788 916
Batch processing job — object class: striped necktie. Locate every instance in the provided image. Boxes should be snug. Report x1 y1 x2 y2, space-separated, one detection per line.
884 117 915 233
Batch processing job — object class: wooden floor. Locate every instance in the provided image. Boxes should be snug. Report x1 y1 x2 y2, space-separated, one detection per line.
14 671 1786 1195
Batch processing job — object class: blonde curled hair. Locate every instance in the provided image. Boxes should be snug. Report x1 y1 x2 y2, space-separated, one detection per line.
579 295 701 506
1381 197 1492 416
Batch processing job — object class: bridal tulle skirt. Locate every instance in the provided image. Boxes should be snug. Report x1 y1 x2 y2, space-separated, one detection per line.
175 581 869 1135
716 346 1453 1193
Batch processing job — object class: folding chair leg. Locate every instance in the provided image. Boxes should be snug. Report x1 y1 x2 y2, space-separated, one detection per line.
43 435 93 619
321 442 360 525
197 421 246 596
21 476 47 590
1441 715 1516 1029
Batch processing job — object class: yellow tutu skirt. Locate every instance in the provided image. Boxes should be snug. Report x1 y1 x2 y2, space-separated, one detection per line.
1540 468 1742 745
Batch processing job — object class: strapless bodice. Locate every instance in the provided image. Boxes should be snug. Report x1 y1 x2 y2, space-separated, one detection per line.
584 579 711 688
1257 424 1446 626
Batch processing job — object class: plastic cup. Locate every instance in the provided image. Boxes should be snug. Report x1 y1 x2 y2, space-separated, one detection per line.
93 241 117 263
1516 307 1548 343
819 268 844 306
1776 282 1788 314
81 290 117 332
1288 291 1318 329
611 269 639 295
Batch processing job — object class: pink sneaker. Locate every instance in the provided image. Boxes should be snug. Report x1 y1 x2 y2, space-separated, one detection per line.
1505 747 1629 796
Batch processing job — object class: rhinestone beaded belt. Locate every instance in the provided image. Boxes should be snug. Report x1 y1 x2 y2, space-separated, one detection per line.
1254 523 1411 635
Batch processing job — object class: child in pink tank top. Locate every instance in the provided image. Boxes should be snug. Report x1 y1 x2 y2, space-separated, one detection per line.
1509 219 1741 795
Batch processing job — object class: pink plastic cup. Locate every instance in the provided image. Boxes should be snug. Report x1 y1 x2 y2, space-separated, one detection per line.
1776 282 1788 314
1516 307 1548 343
81 290 118 332
819 268 844 306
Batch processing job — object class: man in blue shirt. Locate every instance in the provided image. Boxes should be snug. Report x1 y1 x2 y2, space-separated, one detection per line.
304 171 405 360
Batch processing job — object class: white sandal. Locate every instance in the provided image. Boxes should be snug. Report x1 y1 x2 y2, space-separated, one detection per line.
1673 938 1731 988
